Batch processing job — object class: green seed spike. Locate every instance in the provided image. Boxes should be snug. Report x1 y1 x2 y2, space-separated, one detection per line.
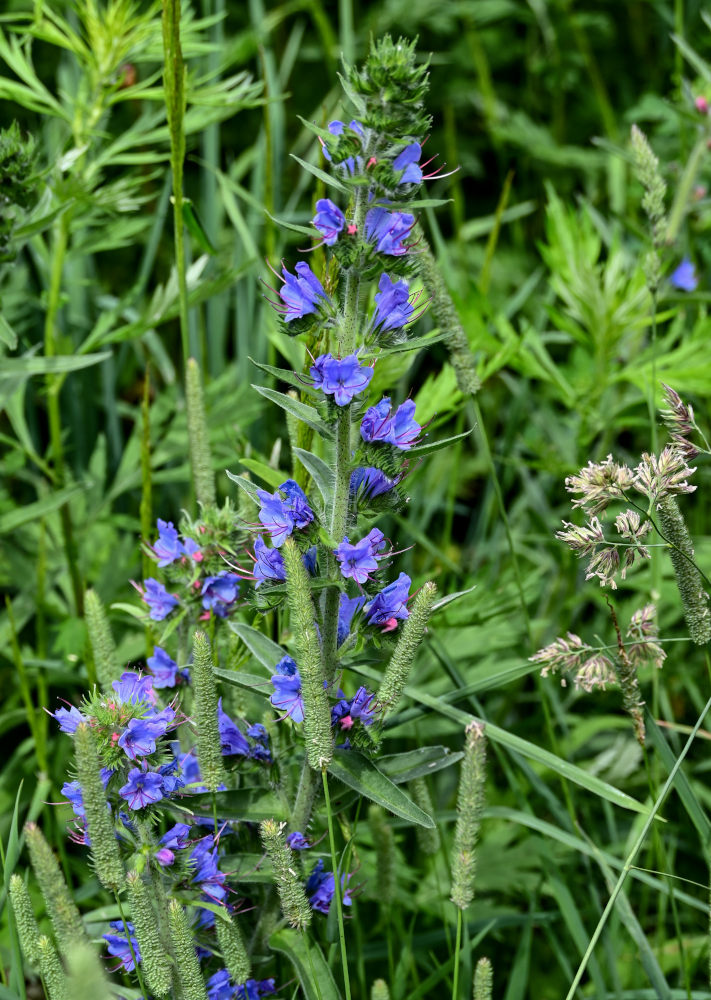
371 980 391 1000
658 496 711 644
450 722 487 911
84 589 119 691
126 870 173 997
215 911 251 985
9 874 42 965
283 539 333 770
409 778 441 855
37 935 69 1000
413 226 481 397
191 630 227 791
65 942 112 1000
24 823 86 952
185 358 216 509
376 581 438 735
368 806 396 907
74 725 124 892
473 956 493 1000
168 899 209 1000
259 819 313 930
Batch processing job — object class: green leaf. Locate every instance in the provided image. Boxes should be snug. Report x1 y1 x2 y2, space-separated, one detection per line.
645 709 711 845
0 315 17 350
249 357 316 396
290 153 349 193
432 584 477 613
378 745 464 783
270 928 343 1000
228 622 286 670
181 197 217 255
252 385 331 438
214 668 272 695
264 208 315 237
329 749 435 828
0 483 85 534
407 429 472 456
225 470 262 503
0 351 111 379
293 448 333 503
164 788 286 822
239 458 285 490
370 329 448 357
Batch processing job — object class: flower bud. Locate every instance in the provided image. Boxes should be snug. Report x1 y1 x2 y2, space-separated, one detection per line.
38 935 69 1000
9 874 41 965
473 956 493 1000
259 818 312 930
215 911 251 985
658 496 711 644
24 823 86 951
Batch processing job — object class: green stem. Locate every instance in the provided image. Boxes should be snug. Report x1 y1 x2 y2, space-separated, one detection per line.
291 759 318 832
451 906 462 1000
322 769 351 1000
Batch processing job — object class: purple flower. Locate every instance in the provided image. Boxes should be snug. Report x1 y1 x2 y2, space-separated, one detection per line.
306 858 353 914
360 398 420 449
270 655 304 722
155 848 175 866
393 142 423 184
61 780 86 818
141 578 178 620
310 354 374 406
349 686 377 725
372 273 414 332
364 573 411 628
279 479 314 527
53 705 85 734
237 979 276 1000
201 573 240 617
103 921 141 972
252 535 286 585
313 198 346 245
152 519 195 567
159 757 184 795
337 594 366 646
350 466 397 501
118 716 171 760
257 481 314 547
335 528 386 584
179 748 207 791
119 768 164 810
279 262 330 322
112 672 155 707
207 969 234 1000
160 822 192 851
217 698 250 756
322 119 364 175
286 831 311 850
670 257 698 292
364 207 414 256
189 836 227 905
147 646 189 688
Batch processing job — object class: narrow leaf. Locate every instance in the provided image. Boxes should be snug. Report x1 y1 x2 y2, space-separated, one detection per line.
239 458 285 490
329 749 435 828
228 622 287 670
293 448 333 503
407 429 472 456
290 153 349 192
378 745 464 783
252 384 331 438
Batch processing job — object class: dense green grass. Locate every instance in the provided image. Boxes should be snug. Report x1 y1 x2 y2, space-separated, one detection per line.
3 1 711 998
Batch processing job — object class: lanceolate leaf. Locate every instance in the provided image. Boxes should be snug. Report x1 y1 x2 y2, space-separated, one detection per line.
407 429 472 456
378 745 464 783
270 929 343 1000
329 749 435 828
251 385 332 438
0 351 111 379
290 153 349 193
239 458 285 490
165 788 286 822
225 470 262 503
228 622 287 670
293 448 333 503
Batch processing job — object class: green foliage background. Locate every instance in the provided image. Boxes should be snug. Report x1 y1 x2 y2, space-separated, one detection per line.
3 0 711 997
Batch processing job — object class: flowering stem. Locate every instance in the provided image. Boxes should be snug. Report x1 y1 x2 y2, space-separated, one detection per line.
115 891 148 999
321 768 351 1000
451 906 463 1000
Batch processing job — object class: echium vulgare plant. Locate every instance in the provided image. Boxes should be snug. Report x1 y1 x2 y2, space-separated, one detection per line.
10 36 481 1000
532 382 711 744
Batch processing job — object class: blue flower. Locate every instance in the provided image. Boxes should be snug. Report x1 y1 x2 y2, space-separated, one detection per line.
151 519 199 566
313 198 346 245
279 479 314 527
306 858 353 914
360 397 420 449
670 257 698 292
207 969 234 1000
119 768 164 810
217 697 250 756
141 578 179 620
310 353 374 406
270 655 304 722
117 716 171 761
146 646 189 688
252 535 286 585
364 573 411 629
112 672 155 706
337 594 366 646
201 573 240 617
257 481 314 547
372 273 414 332
335 528 386 584
103 921 141 972
160 822 191 851
302 545 318 576
349 686 377 725
237 979 277 1000
53 704 85 734
61 780 86 818
279 262 330 321
364 207 414 256
349 466 397 501
158 756 184 795
286 831 311 850
393 142 423 184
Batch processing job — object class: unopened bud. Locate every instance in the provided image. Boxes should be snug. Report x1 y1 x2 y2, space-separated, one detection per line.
9 874 42 965
473 956 493 1000
168 899 208 1000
